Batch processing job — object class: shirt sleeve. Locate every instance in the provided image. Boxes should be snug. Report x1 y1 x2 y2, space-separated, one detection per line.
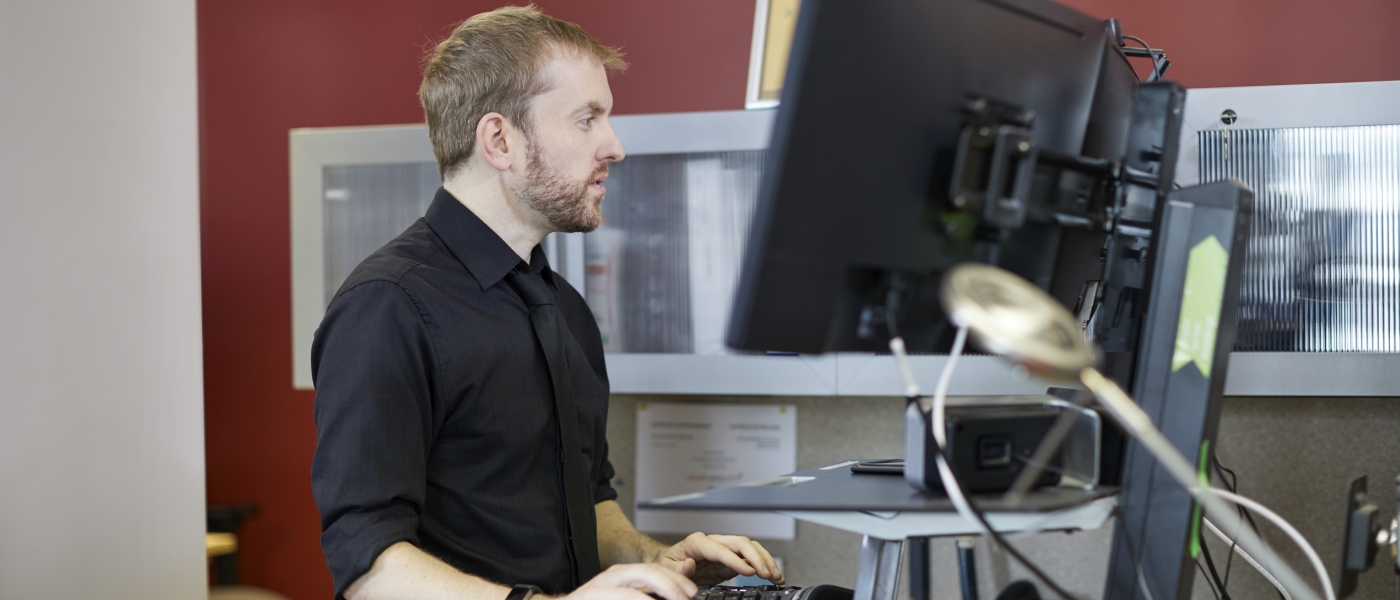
593 439 619 504
311 279 439 600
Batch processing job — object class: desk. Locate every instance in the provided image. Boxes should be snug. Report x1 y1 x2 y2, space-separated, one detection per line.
638 461 1117 600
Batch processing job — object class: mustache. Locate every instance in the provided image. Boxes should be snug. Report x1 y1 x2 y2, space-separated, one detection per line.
588 164 609 182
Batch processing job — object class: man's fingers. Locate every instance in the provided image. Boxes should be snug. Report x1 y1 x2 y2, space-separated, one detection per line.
717 536 774 581
689 536 757 577
590 563 697 600
687 534 774 579
656 556 697 577
750 541 784 584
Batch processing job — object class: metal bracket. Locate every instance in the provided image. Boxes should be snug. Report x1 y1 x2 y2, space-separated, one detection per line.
853 536 906 600
949 98 1039 230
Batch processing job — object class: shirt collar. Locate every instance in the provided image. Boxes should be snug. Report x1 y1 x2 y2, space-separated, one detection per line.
424 187 554 290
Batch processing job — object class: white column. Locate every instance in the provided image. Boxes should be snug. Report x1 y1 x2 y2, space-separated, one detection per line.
0 0 206 598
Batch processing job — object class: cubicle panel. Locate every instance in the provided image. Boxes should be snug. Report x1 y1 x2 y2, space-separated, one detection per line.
290 112 835 395
833 354 1068 397
606 354 837 396
290 125 438 389
1179 81 1400 395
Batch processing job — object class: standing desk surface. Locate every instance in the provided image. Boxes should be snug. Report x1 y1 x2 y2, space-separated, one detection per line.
638 460 1119 539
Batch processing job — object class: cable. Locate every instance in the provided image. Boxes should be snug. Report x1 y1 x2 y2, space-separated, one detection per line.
1209 488 1336 600
930 326 968 450
1122 35 1155 57
1214 458 1243 588
1204 518 1294 600
1213 456 1282 600
1078 368 1324 600
1198 559 1222 600
1215 455 1248 587
1198 527 1233 600
1121 34 1169 82
1214 458 1267 539
887 330 1079 599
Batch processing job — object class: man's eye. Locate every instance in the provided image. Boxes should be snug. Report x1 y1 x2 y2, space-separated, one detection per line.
581 118 593 127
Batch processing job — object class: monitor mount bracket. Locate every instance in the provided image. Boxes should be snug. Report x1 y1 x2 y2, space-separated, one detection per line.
946 95 1167 237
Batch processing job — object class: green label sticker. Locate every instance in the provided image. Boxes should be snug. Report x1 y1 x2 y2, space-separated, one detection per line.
1172 236 1229 378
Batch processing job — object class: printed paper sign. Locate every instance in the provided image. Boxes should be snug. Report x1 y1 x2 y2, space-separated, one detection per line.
635 402 797 540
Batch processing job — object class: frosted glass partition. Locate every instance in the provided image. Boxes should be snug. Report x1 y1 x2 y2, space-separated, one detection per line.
292 113 1066 395
1198 126 1400 351
585 151 765 354
322 163 440 305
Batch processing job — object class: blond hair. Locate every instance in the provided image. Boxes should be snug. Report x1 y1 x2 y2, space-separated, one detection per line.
420 5 626 179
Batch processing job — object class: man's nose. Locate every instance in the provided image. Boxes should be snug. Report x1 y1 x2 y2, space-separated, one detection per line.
599 121 625 163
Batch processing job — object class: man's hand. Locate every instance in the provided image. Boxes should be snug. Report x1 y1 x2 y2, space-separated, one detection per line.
652 532 785 586
562 563 699 600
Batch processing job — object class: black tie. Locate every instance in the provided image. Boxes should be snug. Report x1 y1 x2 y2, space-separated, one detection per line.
505 269 601 587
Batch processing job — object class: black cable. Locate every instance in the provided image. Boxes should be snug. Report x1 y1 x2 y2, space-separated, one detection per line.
929 439 1079 599
1212 459 1242 588
1212 455 1284 600
1198 528 1232 600
1121 35 1155 57
1121 34 1168 82
1197 559 1222 600
1215 460 1242 589
886 295 1076 599
1213 458 1264 535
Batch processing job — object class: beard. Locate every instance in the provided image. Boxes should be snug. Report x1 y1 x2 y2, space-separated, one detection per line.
515 141 607 233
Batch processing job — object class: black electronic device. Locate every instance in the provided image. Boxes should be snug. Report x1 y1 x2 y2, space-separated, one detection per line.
903 404 1063 494
726 0 1163 359
681 584 853 600
719 1 1240 599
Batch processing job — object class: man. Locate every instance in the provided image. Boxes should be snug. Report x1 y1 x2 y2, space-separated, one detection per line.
311 7 784 600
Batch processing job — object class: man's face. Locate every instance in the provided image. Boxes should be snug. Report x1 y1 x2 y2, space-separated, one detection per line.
512 50 625 233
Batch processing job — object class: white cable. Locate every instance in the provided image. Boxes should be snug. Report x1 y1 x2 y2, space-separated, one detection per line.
1204 517 1294 600
1078 368 1324 600
1210 488 1335 600
888 330 990 540
931 326 969 448
890 337 921 398
928 329 1000 541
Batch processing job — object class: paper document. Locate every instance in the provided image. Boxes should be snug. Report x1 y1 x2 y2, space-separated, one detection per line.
635 402 797 540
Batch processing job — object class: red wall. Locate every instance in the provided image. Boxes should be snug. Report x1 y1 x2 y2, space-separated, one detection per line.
198 2 753 598
198 1 1400 598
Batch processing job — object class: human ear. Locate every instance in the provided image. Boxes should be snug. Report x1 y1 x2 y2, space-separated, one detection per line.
475 112 514 172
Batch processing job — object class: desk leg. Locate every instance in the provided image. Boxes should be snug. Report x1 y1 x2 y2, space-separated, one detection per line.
853 536 905 600
909 538 930 600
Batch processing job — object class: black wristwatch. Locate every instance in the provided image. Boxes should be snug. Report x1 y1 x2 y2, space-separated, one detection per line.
506 584 543 600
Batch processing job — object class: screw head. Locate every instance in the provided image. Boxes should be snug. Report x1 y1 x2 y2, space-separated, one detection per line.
1017 141 1031 153
1220 109 1238 125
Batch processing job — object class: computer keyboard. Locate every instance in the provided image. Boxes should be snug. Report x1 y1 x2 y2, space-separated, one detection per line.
688 584 853 600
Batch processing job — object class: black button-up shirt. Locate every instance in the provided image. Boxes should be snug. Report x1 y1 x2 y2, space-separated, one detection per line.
311 188 616 599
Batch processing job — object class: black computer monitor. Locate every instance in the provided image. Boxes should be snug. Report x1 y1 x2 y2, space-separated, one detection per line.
727 0 1139 354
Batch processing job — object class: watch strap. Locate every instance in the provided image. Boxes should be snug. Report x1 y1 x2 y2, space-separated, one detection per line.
506 584 543 600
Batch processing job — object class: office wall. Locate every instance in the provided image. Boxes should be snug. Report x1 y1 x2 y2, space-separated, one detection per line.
0 1 206 599
198 2 754 598
197 1 1400 598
